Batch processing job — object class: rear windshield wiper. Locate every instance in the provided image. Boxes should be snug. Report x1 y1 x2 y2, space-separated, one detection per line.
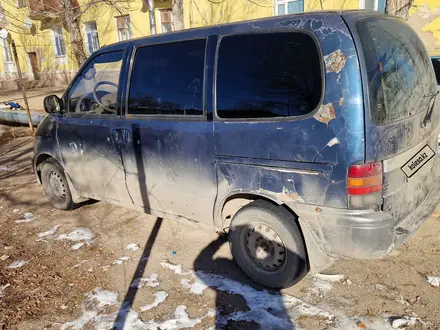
423 91 439 126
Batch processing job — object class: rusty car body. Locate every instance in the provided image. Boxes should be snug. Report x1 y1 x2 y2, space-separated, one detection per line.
33 11 440 288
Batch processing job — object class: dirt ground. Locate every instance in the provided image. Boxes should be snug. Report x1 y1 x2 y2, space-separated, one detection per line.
1 124 440 330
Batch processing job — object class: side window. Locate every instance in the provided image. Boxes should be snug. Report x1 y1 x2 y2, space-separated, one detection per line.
68 51 124 115
432 58 440 86
128 39 205 116
216 33 322 119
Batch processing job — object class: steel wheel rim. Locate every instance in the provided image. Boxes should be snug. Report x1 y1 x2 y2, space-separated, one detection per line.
241 221 287 273
48 170 66 201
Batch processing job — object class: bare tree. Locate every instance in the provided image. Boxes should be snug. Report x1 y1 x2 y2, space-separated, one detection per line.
385 0 415 20
172 0 184 30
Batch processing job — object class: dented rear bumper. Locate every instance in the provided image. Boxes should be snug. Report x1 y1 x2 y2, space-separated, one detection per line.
295 164 440 260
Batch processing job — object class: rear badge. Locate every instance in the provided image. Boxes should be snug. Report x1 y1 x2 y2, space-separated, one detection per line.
401 145 435 178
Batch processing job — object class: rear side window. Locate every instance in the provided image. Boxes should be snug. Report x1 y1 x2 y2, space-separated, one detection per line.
357 17 436 125
216 33 322 119
128 39 206 116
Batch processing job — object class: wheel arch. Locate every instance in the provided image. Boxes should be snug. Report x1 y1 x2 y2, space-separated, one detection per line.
217 191 334 274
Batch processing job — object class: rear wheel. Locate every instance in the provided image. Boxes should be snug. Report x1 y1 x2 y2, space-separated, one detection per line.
41 159 75 210
228 200 308 288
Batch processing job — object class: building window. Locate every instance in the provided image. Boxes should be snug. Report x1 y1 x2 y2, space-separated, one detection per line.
17 0 27 8
85 21 100 55
160 9 173 33
116 15 132 41
359 0 377 10
53 27 66 57
1 38 13 63
275 0 304 15
216 33 322 119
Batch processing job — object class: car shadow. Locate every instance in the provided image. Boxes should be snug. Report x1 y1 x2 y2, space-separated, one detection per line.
194 228 300 330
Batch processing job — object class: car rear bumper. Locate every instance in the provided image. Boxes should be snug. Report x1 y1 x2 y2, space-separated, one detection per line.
294 162 440 259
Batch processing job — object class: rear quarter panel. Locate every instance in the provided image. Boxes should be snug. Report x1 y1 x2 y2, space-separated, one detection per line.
214 13 365 216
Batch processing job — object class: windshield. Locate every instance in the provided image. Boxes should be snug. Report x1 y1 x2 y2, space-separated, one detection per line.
357 17 436 125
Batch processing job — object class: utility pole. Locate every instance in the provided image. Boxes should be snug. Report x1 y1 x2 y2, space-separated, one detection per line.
10 39 34 133
147 0 156 35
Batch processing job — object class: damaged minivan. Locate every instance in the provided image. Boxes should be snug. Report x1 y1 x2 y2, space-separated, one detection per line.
34 11 440 288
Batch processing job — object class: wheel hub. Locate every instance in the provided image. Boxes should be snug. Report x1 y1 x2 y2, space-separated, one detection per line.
48 170 66 201
244 222 286 272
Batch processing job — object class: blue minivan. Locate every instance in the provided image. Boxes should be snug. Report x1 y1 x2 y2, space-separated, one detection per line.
34 11 440 288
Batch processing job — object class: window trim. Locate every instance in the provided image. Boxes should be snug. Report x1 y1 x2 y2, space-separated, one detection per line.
53 27 66 58
274 0 304 15
84 21 100 56
213 30 325 123
124 37 208 121
115 15 132 42
65 50 125 118
160 8 173 34
1 38 14 64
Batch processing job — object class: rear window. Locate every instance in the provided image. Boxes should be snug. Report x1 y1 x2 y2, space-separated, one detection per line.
216 32 322 119
357 17 436 125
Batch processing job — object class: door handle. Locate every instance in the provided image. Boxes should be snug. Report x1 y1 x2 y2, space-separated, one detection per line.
111 128 131 144
111 128 121 143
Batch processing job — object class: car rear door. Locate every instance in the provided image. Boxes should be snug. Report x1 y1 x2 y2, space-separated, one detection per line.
344 13 440 223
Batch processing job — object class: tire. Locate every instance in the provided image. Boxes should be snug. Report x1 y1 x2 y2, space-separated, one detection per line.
40 158 75 210
229 200 308 288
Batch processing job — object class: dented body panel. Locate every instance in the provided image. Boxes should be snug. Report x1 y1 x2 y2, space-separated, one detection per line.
33 11 440 274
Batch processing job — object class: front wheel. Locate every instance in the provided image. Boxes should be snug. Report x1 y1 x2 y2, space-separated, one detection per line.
40 159 75 210
229 200 308 288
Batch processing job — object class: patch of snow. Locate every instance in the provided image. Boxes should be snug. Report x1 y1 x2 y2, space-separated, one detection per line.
112 256 131 265
37 225 61 238
12 209 19 213
139 291 168 312
145 305 215 330
159 261 193 276
161 261 334 329
311 274 345 295
126 243 139 251
427 276 440 287
6 260 28 269
56 228 95 249
15 212 35 223
181 278 208 294
57 228 94 242
130 273 159 288
88 288 119 308
391 316 417 328
71 242 85 250
62 287 213 330
0 165 9 171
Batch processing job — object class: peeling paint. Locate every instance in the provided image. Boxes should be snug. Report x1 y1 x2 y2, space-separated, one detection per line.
326 137 340 147
339 97 344 106
324 50 347 73
69 142 78 153
313 103 336 125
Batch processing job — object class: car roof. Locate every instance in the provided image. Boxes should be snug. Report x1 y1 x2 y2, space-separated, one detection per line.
94 9 383 54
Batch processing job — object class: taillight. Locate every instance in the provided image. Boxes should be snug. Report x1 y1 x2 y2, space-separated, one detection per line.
348 162 383 209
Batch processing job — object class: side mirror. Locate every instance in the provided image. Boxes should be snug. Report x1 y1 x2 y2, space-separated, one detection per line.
43 95 64 114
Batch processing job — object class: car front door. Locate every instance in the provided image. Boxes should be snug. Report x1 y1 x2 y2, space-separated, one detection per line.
118 34 218 224
56 50 133 204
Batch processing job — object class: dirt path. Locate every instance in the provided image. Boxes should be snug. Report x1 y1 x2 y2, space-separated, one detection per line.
0 124 440 330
